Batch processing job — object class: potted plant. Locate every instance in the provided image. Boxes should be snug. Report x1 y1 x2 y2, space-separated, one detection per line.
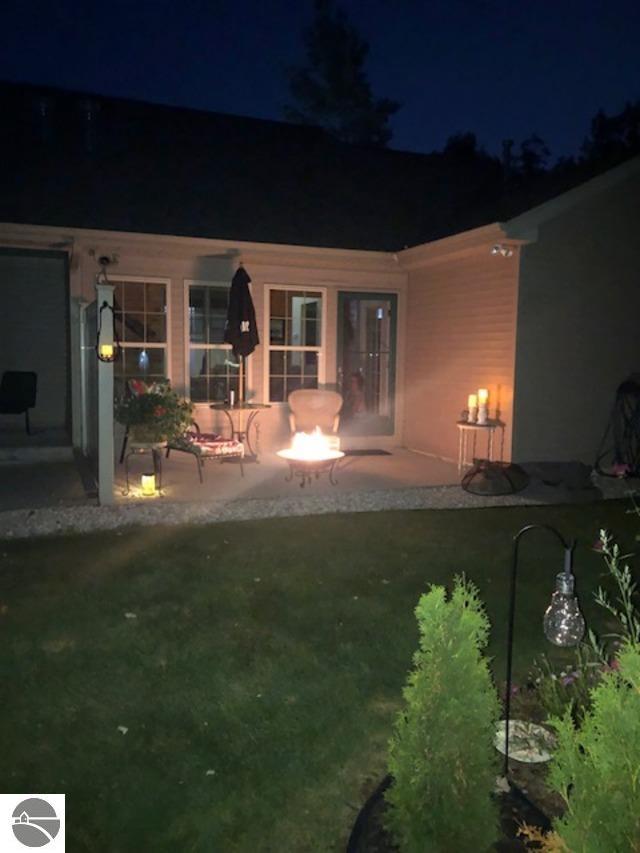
115 379 193 444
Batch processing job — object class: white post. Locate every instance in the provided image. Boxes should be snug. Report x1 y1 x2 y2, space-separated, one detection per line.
95 282 115 505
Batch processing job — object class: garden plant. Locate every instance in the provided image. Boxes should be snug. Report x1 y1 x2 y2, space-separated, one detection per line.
385 576 500 852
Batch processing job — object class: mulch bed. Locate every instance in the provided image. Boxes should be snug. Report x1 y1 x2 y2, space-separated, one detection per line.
347 766 559 852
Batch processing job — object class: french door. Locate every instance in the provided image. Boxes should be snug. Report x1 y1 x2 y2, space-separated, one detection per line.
337 292 397 436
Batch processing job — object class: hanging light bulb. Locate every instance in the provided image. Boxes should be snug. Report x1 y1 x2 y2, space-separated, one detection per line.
543 567 585 647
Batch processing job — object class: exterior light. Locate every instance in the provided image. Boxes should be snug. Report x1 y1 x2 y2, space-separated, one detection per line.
141 473 156 496
544 562 586 647
501 524 585 781
95 258 121 363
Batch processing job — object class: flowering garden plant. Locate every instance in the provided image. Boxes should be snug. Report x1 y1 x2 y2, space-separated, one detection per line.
115 379 193 444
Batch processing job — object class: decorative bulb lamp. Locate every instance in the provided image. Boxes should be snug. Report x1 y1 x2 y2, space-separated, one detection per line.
502 524 585 778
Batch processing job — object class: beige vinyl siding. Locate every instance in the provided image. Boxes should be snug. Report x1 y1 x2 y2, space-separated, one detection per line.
403 244 519 463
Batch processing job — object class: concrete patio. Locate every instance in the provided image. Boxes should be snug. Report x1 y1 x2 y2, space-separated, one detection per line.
115 447 461 502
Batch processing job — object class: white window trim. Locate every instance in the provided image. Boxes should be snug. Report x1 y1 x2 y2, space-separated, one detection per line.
111 274 172 383
263 283 327 405
184 279 253 406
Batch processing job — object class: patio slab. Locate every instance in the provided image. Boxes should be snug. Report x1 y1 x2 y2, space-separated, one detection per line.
114 447 461 502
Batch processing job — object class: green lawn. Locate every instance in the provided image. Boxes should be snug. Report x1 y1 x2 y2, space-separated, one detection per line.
0 501 636 851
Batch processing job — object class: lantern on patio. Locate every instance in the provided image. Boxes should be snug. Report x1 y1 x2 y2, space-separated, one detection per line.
95 299 121 363
141 472 156 496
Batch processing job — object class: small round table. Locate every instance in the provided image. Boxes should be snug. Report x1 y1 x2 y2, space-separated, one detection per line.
210 402 271 460
456 420 505 474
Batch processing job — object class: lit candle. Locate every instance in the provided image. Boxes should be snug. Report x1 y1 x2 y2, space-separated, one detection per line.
478 388 489 406
99 343 114 360
141 473 156 496
468 394 478 410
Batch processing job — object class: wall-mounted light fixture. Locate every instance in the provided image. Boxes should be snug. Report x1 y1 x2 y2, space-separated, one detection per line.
491 244 514 258
95 257 121 363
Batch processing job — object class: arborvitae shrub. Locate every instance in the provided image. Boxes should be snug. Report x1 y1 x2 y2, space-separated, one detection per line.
385 577 500 852
543 641 640 852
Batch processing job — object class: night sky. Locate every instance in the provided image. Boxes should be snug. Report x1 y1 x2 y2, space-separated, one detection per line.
1 0 639 159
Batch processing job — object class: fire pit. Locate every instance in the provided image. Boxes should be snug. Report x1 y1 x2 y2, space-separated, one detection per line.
277 428 345 487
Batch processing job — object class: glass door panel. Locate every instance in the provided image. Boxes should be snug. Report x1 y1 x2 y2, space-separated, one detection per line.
337 292 397 436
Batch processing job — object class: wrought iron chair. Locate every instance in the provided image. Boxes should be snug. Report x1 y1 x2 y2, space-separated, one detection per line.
166 423 245 482
0 371 38 434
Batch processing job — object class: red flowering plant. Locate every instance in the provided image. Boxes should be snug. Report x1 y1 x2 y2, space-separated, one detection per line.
115 380 193 444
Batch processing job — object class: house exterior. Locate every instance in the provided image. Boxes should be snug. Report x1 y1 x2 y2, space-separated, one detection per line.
1 83 638 499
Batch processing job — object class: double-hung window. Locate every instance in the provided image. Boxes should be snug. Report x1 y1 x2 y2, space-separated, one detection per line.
113 278 168 391
267 287 324 403
187 281 240 403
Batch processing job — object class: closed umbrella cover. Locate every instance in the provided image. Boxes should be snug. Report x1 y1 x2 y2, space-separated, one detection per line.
224 266 259 359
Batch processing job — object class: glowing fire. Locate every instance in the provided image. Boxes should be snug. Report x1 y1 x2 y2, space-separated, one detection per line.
278 427 342 462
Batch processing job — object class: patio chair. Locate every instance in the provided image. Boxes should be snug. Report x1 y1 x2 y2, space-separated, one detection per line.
0 371 38 434
288 389 343 436
166 423 245 482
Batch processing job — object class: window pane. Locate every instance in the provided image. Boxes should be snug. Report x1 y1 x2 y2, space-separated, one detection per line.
146 314 166 343
113 282 124 311
190 348 208 379
270 289 286 318
207 349 228 375
285 351 303 375
270 318 286 345
304 319 320 347
304 351 319 375
270 377 284 402
270 351 284 375
124 282 144 313
190 377 207 402
207 311 226 345
123 314 145 343
146 283 166 313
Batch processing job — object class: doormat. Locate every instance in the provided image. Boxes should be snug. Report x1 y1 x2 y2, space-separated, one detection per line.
343 449 392 456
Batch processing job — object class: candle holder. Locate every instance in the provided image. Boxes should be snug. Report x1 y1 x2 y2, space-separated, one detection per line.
467 407 478 424
477 405 488 425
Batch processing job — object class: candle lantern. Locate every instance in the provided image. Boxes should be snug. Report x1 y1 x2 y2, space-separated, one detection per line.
141 473 156 496
477 388 489 424
467 394 478 423
95 300 121 363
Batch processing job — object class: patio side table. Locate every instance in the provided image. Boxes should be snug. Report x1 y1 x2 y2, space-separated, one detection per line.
456 420 505 474
210 402 271 460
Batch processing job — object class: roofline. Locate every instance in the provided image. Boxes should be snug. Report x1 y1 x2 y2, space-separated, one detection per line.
0 221 402 272
397 222 528 268
502 154 640 240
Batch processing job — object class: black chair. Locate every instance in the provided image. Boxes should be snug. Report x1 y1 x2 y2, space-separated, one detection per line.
0 371 38 434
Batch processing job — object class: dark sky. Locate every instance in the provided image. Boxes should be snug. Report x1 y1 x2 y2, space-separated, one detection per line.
1 0 639 159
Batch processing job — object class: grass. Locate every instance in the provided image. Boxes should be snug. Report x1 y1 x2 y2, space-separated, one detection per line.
0 500 637 851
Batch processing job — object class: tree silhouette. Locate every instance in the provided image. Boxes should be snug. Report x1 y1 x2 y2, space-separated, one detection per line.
284 0 400 146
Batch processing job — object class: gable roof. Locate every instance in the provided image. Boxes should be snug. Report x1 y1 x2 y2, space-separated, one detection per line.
0 81 508 252
503 153 640 240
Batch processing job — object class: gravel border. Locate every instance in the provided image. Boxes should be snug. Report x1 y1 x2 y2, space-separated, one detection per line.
0 475 632 540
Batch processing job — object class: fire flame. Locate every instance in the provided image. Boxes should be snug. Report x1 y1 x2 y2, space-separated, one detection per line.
290 427 333 460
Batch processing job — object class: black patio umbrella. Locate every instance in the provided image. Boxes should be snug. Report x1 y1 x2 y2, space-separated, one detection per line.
224 265 259 402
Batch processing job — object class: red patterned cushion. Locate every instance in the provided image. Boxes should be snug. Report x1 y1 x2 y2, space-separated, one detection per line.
183 432 244 457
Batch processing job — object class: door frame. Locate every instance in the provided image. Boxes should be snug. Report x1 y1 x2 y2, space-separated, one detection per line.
336 290 398 436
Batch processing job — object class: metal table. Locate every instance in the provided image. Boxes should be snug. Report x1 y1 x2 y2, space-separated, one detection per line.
210 402 270 460
456 420 505 474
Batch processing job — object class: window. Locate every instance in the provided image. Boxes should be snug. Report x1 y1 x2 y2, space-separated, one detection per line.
187 282 240 403
267 288 324 402
113 279 168 391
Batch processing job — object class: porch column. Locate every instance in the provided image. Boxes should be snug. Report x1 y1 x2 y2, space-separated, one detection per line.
95 282 115 505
